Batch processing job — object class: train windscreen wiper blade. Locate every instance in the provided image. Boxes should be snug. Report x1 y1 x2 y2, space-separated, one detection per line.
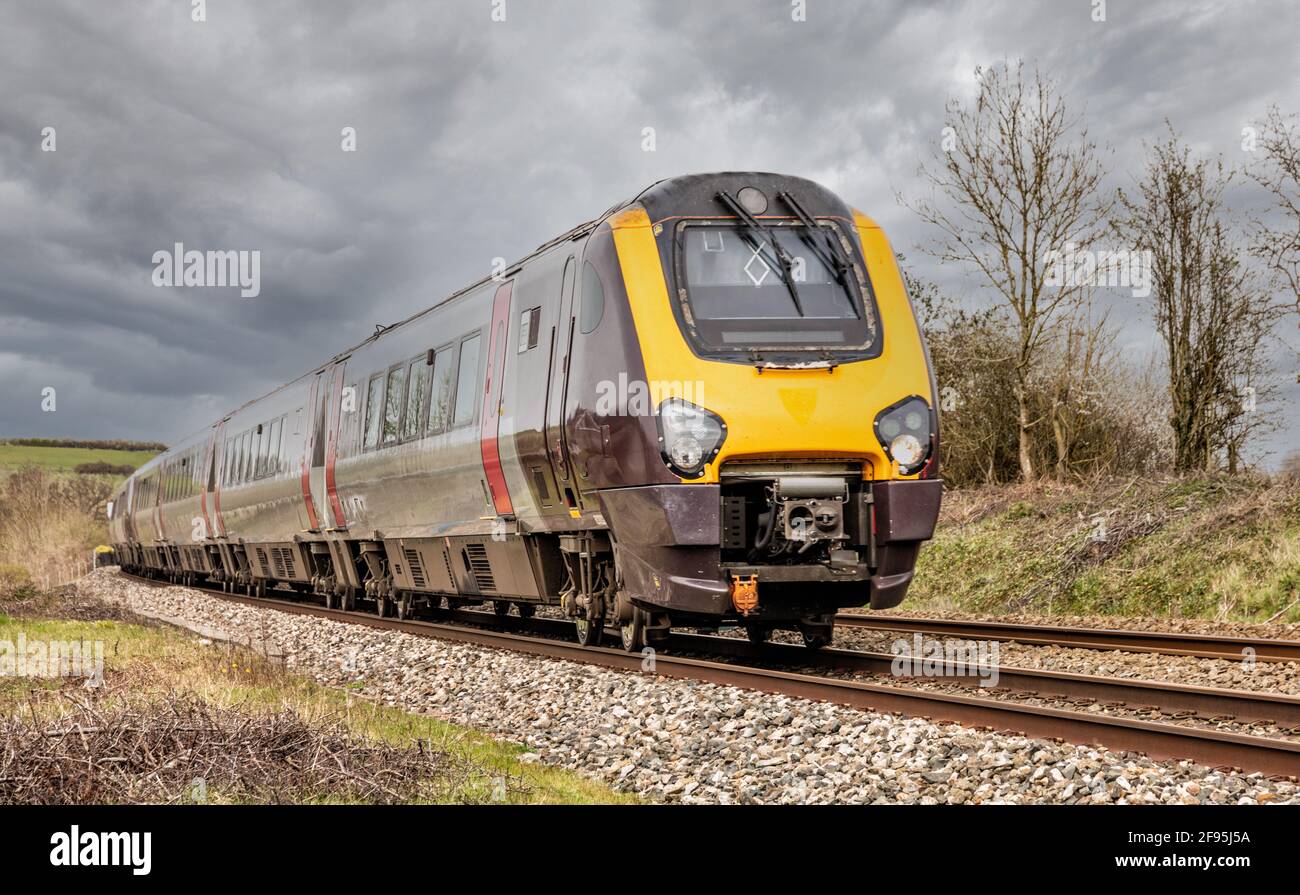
715 190 805 317
778 190 862 318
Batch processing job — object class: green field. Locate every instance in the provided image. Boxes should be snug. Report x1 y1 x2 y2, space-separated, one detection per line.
0 444 158 474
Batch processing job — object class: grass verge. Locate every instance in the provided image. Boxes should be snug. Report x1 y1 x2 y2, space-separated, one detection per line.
908 474 1300 623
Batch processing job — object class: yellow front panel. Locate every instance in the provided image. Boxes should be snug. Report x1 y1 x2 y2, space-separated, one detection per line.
610 206 932 484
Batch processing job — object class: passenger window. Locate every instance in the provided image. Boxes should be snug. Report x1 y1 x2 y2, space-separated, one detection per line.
452 334 481 428
383 366 406 445
252 430 263 479
341 383 360 457
518 307 541 352
579 261 605 334
403 358 430 440
363 375 384 450
426 347 456 435
251 427 264 480
239 432 250 484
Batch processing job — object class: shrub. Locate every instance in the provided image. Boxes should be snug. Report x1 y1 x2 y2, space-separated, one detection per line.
73 462 137 476
0 466 110 590
0 438 166 452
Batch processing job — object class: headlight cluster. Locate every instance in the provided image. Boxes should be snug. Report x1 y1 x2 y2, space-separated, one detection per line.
657 398 727 479
874 396 933 475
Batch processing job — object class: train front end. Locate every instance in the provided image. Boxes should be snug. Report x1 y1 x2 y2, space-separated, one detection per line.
597 173 943 646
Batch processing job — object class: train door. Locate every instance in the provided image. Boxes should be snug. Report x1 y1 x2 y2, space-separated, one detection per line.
123 476 137 543
323 361 347 529
481 282 515 516
211 422 228 537
151 469 163 541
199 430 217 540
303 366 338 532
544 255 581 509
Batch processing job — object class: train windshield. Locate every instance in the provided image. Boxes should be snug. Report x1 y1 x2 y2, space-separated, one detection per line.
675 223 880 362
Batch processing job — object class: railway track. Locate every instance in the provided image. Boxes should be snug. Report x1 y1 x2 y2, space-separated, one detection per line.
119 570 1300 777
835 613 1300 663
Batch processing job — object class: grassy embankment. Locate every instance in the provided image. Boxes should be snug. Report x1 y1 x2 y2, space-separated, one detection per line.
907 475 1300 623
0 596 632 804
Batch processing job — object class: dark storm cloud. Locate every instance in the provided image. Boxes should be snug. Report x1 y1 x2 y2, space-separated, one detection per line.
1 0 1296 457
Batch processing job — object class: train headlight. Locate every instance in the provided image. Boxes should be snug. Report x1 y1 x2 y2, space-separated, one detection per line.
874 396 933 475
890 434 924 468
656 398 727 479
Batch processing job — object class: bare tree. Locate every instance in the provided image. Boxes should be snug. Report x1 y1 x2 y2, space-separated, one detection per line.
906 61 1111 481
902 259 1166 486
1114 129 1285 472
1040 302 1111 480
1251 105 1300 318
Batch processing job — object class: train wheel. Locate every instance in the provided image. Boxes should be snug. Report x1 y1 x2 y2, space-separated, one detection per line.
745 624 770 645
493 600 511 617
800 626 831 650
376 595 392 618
517 603 536 619
394 595 412 620
619 608 647 653
324 591 338 610
340 589 356 612
574 613 604 647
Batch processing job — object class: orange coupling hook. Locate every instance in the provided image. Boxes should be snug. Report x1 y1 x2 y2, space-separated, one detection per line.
730 574 759 616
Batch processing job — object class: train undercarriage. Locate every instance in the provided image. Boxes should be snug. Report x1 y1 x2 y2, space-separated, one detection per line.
118 472 941 653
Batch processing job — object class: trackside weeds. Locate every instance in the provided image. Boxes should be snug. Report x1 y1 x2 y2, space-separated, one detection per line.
0 633 104 683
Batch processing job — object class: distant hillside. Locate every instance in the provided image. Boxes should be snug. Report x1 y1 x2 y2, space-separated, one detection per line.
0 442 161 475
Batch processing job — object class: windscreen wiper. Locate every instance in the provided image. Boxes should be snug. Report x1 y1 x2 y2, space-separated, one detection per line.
778 190 862 318
715 190 805 317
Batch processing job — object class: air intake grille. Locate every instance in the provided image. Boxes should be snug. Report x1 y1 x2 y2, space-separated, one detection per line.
271 547 296 579
404 548 426 588
255 547 270 577
463 543 495 592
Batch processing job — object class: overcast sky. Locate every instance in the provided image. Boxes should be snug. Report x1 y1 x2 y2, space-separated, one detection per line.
2 0 1297 463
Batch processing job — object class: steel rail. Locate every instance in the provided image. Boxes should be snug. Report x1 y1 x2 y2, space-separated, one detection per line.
835 613 1300 663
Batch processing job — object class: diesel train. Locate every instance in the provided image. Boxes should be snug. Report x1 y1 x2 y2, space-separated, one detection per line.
108 172 943 650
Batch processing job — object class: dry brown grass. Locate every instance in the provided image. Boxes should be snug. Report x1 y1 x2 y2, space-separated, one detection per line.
0 588 632 805
0 466 110 593
0 685 487 805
